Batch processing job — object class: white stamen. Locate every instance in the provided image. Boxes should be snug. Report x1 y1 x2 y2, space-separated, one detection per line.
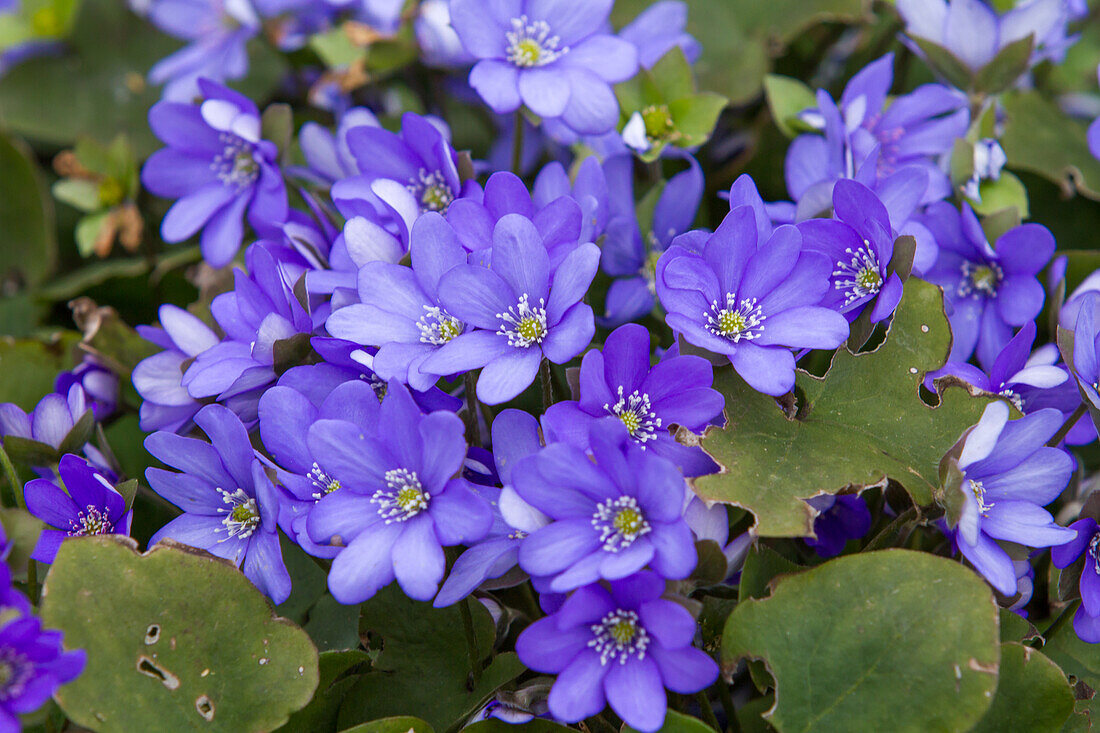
605 386 662 443
591 496 651 552
496 294 548 348
704 294 765 342
588 609 650 665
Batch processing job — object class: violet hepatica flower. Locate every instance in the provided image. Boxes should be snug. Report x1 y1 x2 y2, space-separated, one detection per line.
24 455 133 564
804 494 871 558
618 0 701 70
326 213 469 392
798 179 904 324
897 0 1078 73
181 243 315 426
922 201 1053 368
1091 67 1100 161
656 204 850 396
146 0 259 100
599 153 703 327
786 53 967 218
0 614 85 732
145 404 291 603
142 78 288 266
515 571 718 731
927 321 1068 412
450 0 639 134
1072 292 1100 414
55 356 117 422
948 401 1075 595
513 420 697 593
306 382 492 604
1052 517 1100 642
542 323 723 476
257 363 381 558
434 409 549 607
423 214 600 405
335 112 469 245
132 304 219 434
448 170 589 270
0 385 90 453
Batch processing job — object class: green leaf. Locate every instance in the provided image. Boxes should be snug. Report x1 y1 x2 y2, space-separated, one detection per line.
52 178 102 213
999 609 1037 643
968 172 1030 219
74 212 111 258
463 721 574 733
336 586 525 730
262 103 294 163
738 544 802 602
70 299 158 378
911 37 974 91
341 717 434 733
763 75 818 138
970 643 1074 733
310 26 365 68
0 334 79 411
303 595 362 652
0 131 56 287
722 550 1001 732
973 35 1035 94
650 47 695 100
40 536 319 732
0 508 44 582
668 92 728 145
1002 91 1100 201
694 279 994 537
0 0 285 156
624 710 714 733
277 650 370 733
1041 611 1100 690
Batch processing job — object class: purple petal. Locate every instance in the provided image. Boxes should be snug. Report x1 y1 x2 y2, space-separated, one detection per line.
327 521 403 604
547 650 607 723
604 656 665 732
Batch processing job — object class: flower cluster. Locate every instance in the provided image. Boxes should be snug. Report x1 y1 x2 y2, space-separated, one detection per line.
9 0 1100 729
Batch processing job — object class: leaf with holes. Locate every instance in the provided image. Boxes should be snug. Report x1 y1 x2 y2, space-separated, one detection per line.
722 550 1001 732
39 536 319 732
693 278 995 537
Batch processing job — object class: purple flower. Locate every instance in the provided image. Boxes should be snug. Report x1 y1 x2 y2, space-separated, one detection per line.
947 401 1075 595
55 357 118 421
450 0 638 134
1052 517 1100 642
1072 292 1100 413
335 112 468 246
132 304 219 434
181 243 316 426
422 214 600 405
598 153 704 326
897 0 1079 74
24 455 134 563
1091 67 1100 161
618 0 700 70
146 0 259 100
804 494 871 558
0 386 93 458
656 204 850 396
532 156 610 247
257 364 380 558
542 324 723 476
448 170 589 270
325 213 469 392
515 571 717 730
798 179 905 324
142 78 288 267
922 201 1053 368
513 420 697 592
786 54 967 219
927 321 1068 412
294 107 379 186
415 0 476 68
145 404 291 603
434 409 549 607
0 614 85 732
306 382 492 603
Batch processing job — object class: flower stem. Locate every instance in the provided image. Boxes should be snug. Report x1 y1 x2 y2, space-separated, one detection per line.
1048 403 1088 447
696 690 722 731
718 680 739 733
1041 599 1079 642
540 359 554 412
511 108 525 176
464 371 482 448
0 444 24 510
459 596 482 686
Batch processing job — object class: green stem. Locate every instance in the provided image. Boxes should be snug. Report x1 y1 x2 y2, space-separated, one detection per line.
458 597 482 686
511 108 525 176
540 359 554 412
1048 403 1087 447
696 690 722 731
718 681 739 733
862 504 920 552
0 444 24 510
1041 599 1079 641
464 371 482 448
